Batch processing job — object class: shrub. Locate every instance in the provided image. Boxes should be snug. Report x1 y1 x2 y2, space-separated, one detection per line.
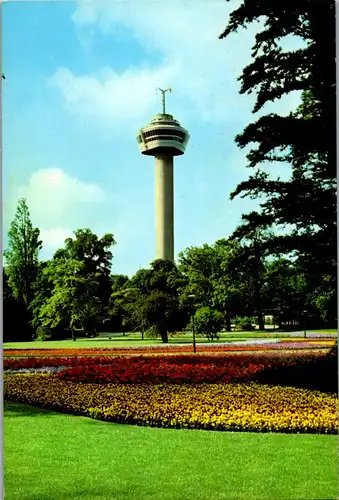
234 317 255 331
265 316 273 325
193 307 224 341
145 326 159 339
35 326 52 342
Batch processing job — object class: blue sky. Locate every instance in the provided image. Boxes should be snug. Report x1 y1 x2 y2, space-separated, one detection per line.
3 0 303 277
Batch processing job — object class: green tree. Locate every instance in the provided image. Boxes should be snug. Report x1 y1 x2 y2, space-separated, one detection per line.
30 261 55 335
3 269 30 342
233 231 273 329
178 244 217 308
105 275 131 332
219 1 336 324
128 260 185 343
4 198 42 306
193 307 224 341
212 238 254 330
54 228 116 327
31 229 115 339
310 274 337 325
122 290 149 337
178 239 258 330
263 258 306 329
111 274 130 293
35 258 101 341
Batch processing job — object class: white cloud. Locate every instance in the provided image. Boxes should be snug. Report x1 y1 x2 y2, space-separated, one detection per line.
17 168 105 224
39 227 74 254
49 1 253 127
5 167 151 263
50 0 305 131
9 168 108 256
49 63 179 129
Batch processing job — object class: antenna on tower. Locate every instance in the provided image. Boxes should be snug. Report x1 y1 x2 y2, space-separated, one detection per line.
157 87 172 114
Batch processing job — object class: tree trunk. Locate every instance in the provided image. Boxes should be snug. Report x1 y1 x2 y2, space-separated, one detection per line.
141 329 144 340
72 330 76 341
257 312 265 330
161 329 169 343
224 314 232 332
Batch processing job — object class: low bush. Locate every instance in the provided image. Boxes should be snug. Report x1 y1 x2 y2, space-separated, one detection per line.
35 326 52 342
193 307 224 341
234 317 255 331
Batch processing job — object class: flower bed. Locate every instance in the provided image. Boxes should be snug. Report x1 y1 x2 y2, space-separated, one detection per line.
57 357 265 384
3 340 334 359
3 356 119 371
4 373 337 434
4 351 334 392
279 339 334 346
4 351 325 382
56 352 324 385
4 351 321 368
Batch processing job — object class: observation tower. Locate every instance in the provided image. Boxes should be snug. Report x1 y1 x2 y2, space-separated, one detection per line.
136 88 190 262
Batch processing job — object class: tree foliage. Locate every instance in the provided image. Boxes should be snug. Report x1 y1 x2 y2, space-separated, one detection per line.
3 269 31 342
119 260 186 343
219 0 336 324
220 4 335 256
34 258 102 340
4 198 42 306
193 307 224 341
30 229 115 339
178 238 269 330
54 228 116 312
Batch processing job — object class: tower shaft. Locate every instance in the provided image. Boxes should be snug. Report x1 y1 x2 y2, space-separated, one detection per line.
137 92 189 263
155 155 174 262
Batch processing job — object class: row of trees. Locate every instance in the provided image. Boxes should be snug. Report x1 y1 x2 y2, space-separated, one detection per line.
4 1 336 341
3 198 336 343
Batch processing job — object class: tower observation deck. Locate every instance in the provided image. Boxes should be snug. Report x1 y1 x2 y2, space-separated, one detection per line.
136 89 190 262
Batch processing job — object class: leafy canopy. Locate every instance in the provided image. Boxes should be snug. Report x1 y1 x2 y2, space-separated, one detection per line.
219 0 335 267
4 198 42 305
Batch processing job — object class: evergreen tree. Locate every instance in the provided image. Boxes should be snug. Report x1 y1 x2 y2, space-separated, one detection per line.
4 198 42 306
219 0 336 324
4 199 42 340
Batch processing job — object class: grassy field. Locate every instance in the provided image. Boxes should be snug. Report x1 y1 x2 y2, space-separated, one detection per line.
3 330 337 350
4 401 338 500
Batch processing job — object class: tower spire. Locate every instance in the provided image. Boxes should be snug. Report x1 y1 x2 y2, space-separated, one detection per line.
157 87 172 114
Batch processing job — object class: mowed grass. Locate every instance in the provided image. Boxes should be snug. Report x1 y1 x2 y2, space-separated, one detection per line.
3 329 337 351
4 401 338 500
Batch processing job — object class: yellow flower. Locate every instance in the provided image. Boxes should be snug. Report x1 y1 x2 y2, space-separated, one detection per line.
4 374 337 434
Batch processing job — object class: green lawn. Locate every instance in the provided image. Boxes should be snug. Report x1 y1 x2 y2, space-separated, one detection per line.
4 401 338 500
3 330 337 350
312 329 338 333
